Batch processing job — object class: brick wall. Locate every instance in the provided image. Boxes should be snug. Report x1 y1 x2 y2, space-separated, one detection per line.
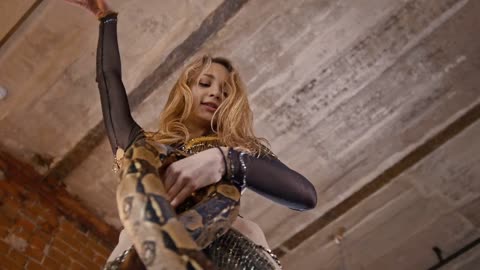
0 152 116 270
0 176 113 270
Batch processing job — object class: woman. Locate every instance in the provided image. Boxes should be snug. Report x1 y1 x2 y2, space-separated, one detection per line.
65 1 317 269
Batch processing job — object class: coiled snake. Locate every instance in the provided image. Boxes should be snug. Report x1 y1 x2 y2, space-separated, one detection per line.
116 136 241 269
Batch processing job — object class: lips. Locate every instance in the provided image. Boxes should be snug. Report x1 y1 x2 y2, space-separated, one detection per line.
201 102 219 110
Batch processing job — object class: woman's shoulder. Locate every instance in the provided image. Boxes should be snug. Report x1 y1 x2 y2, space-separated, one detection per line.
248 142 277 159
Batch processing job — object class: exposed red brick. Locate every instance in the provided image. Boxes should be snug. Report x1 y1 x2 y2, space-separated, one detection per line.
0 186 5 198
11 226 33 242
0 214 15 228
8 248 27 267
78 243 95 258
1 198 21 220
74 230 89 246
15 217 36 233
23 198 37 207
0 150 116 268
70 260 87 270
0 226 9 238
93 254 107 266
51 237 69 252
0 256 23 270
35 230 51 243
88 240 111 258
37 209 59 228
0 240 10 254
42 256 61 270
47 247 71 266
60 220 78 234
4 233 28 252
56 230 80 251
75 253 99 270
26 260 46 270
22 201 43 218
62 244 80 257
25 244 44 262
38 219 56 234
0 181 22 198
30 235 47 251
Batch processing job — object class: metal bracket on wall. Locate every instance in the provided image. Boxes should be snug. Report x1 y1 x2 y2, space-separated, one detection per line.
428 237 480 270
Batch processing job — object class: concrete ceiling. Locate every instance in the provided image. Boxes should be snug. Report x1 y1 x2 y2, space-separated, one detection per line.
1 0 479 269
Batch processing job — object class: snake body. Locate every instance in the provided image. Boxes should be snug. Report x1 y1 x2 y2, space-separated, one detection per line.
116 137 241 269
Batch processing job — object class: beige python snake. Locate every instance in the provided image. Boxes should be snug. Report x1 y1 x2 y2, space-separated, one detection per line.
115 135 241 269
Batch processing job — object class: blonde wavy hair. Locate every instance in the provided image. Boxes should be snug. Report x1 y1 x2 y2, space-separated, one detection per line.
146 55 270 155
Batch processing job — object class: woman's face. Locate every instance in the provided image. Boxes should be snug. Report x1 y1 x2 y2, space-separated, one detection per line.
186 62 229 128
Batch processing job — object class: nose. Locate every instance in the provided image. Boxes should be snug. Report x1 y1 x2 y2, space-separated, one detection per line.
208 85 223 100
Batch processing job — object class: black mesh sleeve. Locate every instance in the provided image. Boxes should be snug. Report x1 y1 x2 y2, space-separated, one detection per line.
96 13 143 154
95 15 316 211
231 149 317 211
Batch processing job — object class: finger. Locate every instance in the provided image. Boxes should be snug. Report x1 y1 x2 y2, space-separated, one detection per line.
97 0 110 11
63 0 82 4
63 0 85 7
171 186 195 208
167 177 184 201
164 167 176 191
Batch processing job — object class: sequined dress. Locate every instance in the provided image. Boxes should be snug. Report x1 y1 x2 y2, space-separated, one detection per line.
104 136 282 270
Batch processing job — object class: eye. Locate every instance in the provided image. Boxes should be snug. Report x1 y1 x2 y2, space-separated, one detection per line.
199 82 210 87
221 84 229 98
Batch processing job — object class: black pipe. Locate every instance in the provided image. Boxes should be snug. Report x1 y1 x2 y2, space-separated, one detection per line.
432 246 443 262
428 237 480 270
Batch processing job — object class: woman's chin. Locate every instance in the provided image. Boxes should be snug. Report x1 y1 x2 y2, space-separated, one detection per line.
198 112 215 123
196 116 214 127
187 112 216 128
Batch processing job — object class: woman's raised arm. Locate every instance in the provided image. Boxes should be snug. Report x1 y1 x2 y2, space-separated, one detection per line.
95 12 143 154
64 0 143 154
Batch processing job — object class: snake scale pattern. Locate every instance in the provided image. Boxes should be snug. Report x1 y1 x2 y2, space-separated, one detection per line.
116 137 241 269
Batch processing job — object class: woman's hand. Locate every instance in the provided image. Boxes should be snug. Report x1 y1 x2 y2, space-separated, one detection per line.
164 147 228 208
63 0 114 18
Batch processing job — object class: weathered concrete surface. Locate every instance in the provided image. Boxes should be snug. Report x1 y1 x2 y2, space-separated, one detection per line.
46 0 480 252
242 0 479 248
281 120 480 269
1 0 480 268
444 246 480 270
67 0 480 253
0 0 222 170
0 0 36 43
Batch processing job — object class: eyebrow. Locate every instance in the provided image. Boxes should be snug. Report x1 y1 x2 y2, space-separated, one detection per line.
203 74 216 80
